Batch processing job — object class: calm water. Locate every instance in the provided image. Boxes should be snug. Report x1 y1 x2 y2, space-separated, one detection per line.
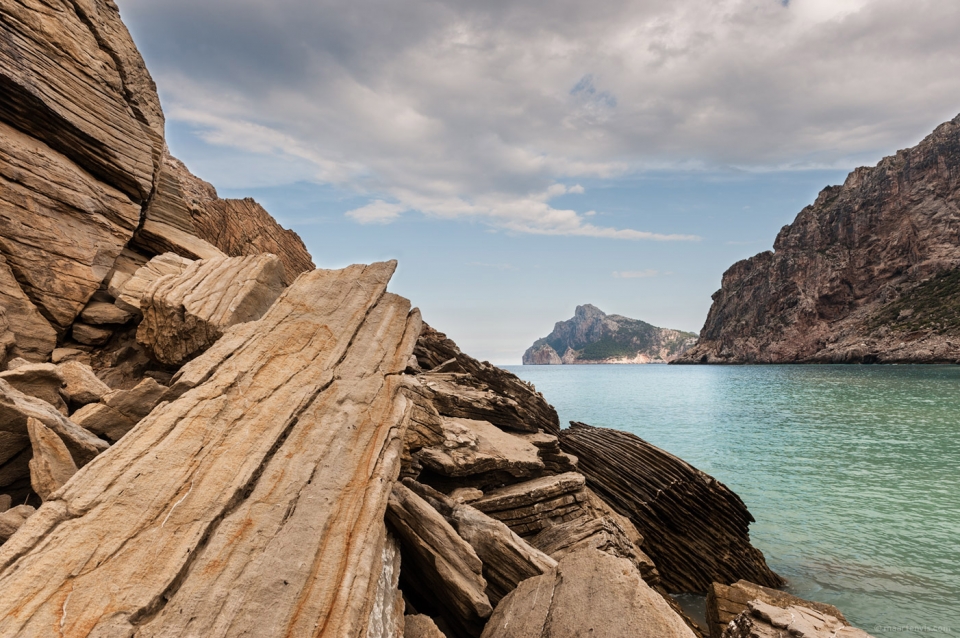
505 364 960 637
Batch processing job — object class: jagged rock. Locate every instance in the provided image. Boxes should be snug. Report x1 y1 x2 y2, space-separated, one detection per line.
0 379 107 467
26 417 77 501
405 614 447 638
520 430 578 474
114 252 193 314
79 301 134 326
421 372 543 434
57 361 111 407
559 423 782 593
0 363 67 414
137 254 286 365
71 323 114 346
723 601 873 638
707 580 848 638
472 472 589 537
0 256 56 363
480 549 697 638
0 504 35 543
0 494 10 512
387 482 493 637
0 262 421 636
399 375 446 479
418 416 545 479
69 377 167 444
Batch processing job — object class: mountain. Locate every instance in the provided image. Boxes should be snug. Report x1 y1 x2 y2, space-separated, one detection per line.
523 304 697 364
677 114 960 364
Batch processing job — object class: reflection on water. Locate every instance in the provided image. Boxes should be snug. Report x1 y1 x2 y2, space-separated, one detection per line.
506 365 960 637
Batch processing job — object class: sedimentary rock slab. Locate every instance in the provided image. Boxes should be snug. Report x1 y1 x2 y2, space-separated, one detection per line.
723 601 873 638
419 417 545 479
0 261 420 637
405 614 446 638
58 360 111 407
114 252 193 314
707 580 848 638
0 363 67 414
0 504 34 542
137 254 286 365
79 301 135 326
471 472 589 537
26 417 77 501
480 549 696 638
0 255 56 362
559 422 783 593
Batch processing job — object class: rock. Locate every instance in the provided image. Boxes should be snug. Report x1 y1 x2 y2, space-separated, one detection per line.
707 580 848 638
0 447 31 491
0 504 35 543
114 252 194 314
387 482 493 637
69 403 137 443
137 254 287 365
71 323 114 346
102 377 167 422
471 472 589 537
480 549 697 638
0 494 9 512
0 379 107 467
133 219 227 262
51 348 88 364
421 372 543 434
366 533 406 638
405 614 447 638
105 248 150 301
418 416 545 480
399 375 446 480
26 418 78 501
723 601 874 638
0 363 67 414
0 261 422 637
4 357 28 370
678 114 960 365
57 361 111 407
0 256 56 363
524 343 563 364
559 423 783 593
520 430 578 474
79 301 134 326
451 487 485 503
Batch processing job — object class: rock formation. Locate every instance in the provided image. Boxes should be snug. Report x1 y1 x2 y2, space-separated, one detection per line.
723 600 873 638
678 114 960 364
524 304 697 364
707 580 848 638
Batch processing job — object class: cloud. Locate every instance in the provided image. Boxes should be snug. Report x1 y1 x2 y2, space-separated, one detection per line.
345 200 407 224
613 270 662 279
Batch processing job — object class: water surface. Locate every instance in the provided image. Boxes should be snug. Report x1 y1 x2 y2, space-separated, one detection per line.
506 364 960 637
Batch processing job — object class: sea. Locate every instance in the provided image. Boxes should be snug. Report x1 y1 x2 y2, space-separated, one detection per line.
505 364 960 638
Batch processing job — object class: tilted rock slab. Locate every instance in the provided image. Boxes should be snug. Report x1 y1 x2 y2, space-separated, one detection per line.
708 580 848 638
559 422 783 593
723 601 873 638
471 472 590 537
0 255 56 362
114 252 193 314
137 253 287 365
0 362 67 414
26 417 77 501
419 416 545 480
0 261 423 637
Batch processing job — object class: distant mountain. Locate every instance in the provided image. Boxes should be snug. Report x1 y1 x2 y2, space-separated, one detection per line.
523 305 698 364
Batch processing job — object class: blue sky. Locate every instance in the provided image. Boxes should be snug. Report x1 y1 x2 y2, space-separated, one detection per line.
121 0 960 363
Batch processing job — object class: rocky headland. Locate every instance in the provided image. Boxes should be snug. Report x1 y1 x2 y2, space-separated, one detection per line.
678 114 960 364
0 2 876 637
523 304 697 364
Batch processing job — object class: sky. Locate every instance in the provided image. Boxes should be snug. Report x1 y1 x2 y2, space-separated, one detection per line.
117 0 960 364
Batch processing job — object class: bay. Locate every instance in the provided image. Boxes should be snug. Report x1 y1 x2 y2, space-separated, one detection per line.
506 364 960 637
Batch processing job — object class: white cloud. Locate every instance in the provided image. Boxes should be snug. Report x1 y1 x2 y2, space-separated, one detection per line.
613 270 662 279
345 200 407 224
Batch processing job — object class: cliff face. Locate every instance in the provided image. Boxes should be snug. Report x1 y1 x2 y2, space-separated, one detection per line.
524 304 697 364
679 114 960 364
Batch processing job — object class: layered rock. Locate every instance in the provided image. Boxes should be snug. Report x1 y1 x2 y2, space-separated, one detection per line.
707 580 848 638
523 304 697 365
0 256 56 363
723 601 873 638
679 114 960 364
26 417 77 501
559 422 782 593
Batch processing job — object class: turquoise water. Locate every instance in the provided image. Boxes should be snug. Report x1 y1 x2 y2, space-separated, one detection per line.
505 364 960 637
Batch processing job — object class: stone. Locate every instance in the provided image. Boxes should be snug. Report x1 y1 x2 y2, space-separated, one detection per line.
399 375 446 480
405 614 446 638
0 504 35 543
366 533 405 638
480 549 697 638
137 254 287 365
79 301 135 325
71 323 114 346
26 417 78 501
0 363 67 414
114 252 194 314
471 472 589 537
418 416 545 480
0 261 422 637
4 357 28 370
707 580 848 638
520 430 578 474
105 248 150 301
69 403 137 443
722 601 874 638
0 379 107 468
0 494 10 512
0 256 57 363
57 360 112 407
133 219 227 262
51 348 88 364
102 377 167 422
451 487 485 503
420 372 543 434
560 422 783 593
0 447 30 491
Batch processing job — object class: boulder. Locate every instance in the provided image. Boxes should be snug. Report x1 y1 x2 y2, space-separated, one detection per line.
137 254 287 365
405 614 446 638
0 256 56 363
57 361 111 407
480 549 697 638
560 422 783 593
79 301 135 326
51 348 89 365
707 580 848 638
103 377 167 422
26 417 78 501
0 262 422 637
0 363 67 414
0 504 35 543
71 323 114 346
723 601 873 638
399 375 446 480
114 252 193 314
418 416 545 480
69 403 137 443
471 472 589 537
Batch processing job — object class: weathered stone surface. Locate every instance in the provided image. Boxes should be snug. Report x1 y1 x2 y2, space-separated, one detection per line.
480 549 697 638
0 262 421 637
26 417 77 501
723 601 873 638
72 322 114 346
520 430 578 474
0 363 66 414
365 532 405 638
102 377 166 422
0 378 107 467
419 416 545 479
405 614 446 638
707 580 848 638
399 375 446 480
105 248 149 301
51 347 88 365
471 472 589 537
70 402 136 443
79 301 134 326
0 504 34 542
559 423 782 593
0 255 56 363
451 487 485 503
58 360 111 407
137 254 287 365
387 482 493 637
678 114 960 365
114 252 193 314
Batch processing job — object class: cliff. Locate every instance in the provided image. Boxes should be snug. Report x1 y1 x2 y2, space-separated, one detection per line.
678 114 960 364
523 304 697 364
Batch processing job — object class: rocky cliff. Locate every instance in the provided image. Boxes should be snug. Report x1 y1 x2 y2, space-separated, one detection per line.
524 304 697 364
678 114 960 364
